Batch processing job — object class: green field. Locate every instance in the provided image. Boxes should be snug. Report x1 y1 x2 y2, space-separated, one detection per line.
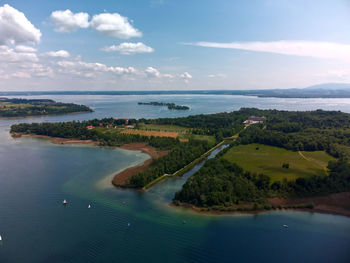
138 123 189 133
222 144 335 182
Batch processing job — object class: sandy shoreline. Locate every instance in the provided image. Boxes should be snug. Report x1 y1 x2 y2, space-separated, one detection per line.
112 143 168 187
13 133 100 146
174 192 350 218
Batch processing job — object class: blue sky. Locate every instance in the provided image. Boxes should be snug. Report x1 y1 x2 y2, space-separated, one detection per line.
1 0 350 91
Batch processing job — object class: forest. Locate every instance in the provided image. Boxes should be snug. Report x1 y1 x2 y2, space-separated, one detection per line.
174 152 350 210
138 102 190 110
0 97 92 117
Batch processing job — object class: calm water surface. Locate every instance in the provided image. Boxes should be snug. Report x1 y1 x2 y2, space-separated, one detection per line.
0 95 350 263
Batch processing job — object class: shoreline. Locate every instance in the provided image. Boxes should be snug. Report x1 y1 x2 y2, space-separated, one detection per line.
13 133 167 188
0 110 92 119
174 192 350 218
112 143 168 187
12 133 350 218
13 133 100 146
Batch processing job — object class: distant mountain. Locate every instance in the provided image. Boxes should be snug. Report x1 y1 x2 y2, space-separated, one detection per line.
305 83 350 91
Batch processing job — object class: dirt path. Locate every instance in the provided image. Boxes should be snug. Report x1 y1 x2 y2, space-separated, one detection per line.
298 151 328 175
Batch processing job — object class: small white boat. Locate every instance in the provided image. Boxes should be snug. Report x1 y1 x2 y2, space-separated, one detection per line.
283 224 288 228
88 204 91 209
63 199 67 205
0 235 2 241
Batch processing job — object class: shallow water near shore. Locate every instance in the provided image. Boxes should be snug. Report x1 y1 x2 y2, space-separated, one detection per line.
0 95 350 263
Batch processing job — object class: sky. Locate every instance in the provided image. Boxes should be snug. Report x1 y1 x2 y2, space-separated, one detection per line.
0 0 350 91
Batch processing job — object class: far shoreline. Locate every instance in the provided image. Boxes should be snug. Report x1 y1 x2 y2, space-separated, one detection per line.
0 110 93 120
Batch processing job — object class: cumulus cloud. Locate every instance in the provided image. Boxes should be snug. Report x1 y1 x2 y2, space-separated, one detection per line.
0 45 38 62
50 9 89 33
90 13 142 39
0 4 41 45
186 41 350 61
102 42 154 54
44 50 70 58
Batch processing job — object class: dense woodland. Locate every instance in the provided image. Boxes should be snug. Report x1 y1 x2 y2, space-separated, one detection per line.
0 97 92 117
174 152 350 209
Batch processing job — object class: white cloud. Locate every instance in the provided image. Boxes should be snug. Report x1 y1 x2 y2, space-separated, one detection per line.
11 71 31 78
102 42 154 55
187 41 350 61
44 50 70 58
145 66 161 78
15 45 37 53
207 73 226 78
90 13 142 39
50 9 89 33
179 72 192 83
56 60 137 77
0 45 38 62
0 4 41 45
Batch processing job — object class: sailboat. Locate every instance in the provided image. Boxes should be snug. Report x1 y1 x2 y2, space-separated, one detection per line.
88 204 91 209
0 235 2 241
63 199 67 205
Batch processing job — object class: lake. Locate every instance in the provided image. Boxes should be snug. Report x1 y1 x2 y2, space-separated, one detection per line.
0 95 349 263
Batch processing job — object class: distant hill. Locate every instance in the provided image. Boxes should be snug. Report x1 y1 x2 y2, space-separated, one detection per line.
1 83 350 98
304 83 350 91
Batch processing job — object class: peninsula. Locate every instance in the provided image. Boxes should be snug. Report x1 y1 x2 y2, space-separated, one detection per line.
0 97 92 117
10 108 350 217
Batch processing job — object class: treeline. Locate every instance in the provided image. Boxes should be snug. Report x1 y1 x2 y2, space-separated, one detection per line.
0 98 55 104
174 156 350 209
140 110 252 140
127 139 211 188
138 102 189 110
237 109 350 158
10 121 175 148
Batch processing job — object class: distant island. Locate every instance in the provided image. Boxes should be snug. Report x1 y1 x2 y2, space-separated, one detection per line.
10 108 350 217
138 102 189 110
0 97 92 117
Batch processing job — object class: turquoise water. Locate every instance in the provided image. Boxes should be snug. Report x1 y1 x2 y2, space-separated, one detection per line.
0 95 350 263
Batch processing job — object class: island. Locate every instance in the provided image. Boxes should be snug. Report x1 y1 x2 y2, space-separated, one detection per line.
0 97 93 117
10 108 350 217
138 102 189 110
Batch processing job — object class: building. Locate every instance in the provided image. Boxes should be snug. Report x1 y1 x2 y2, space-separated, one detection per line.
243 116 267 125
86 125 94 130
